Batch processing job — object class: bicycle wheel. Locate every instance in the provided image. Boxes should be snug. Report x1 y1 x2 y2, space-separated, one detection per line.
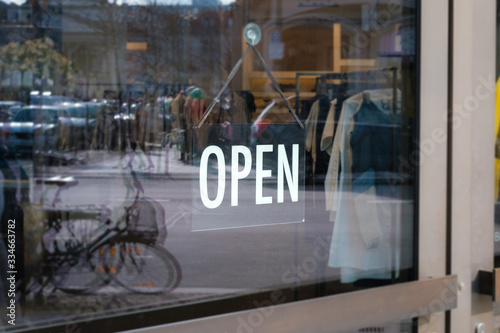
91 243 124 283
109 242 181 294
50 248 108 294
45 219 107 293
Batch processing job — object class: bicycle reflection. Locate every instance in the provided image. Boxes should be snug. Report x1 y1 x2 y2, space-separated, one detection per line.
28 171 181 304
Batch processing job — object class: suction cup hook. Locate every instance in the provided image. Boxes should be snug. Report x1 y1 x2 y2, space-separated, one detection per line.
244 23 261 46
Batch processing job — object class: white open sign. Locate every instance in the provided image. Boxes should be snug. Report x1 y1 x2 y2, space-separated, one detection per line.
199 144 299 209
192 143 305 231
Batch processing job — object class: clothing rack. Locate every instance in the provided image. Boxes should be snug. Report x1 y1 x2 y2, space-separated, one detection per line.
296 68 401 284
295 68 398 117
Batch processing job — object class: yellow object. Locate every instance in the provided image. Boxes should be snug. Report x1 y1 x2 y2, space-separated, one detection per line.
495 78 500 201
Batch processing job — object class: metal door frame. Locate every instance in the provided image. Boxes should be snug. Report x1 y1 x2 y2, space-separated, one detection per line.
448 0 496 332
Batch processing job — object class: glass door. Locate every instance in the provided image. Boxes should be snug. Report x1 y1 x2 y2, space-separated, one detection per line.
0 1 472 332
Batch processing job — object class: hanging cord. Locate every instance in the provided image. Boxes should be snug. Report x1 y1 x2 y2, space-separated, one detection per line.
248 44 303 129
196 46 251 129
196 23 304 130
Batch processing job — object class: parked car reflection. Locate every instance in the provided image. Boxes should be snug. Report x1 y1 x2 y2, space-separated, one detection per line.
30 92 77 106
119 102 138 121
62 102 99 151
6 106 72 154
0 101 25 120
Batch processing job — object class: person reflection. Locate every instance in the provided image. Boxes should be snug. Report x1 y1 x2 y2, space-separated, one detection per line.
126 98 156 171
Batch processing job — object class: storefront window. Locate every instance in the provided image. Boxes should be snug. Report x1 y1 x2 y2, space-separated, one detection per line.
0 0 418 331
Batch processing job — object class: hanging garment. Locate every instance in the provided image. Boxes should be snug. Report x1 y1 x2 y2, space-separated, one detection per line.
321 93 347 156
324 89 402 283
350 99 401 181
304 96 332 186
305 100 321 173
303 98 339 243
